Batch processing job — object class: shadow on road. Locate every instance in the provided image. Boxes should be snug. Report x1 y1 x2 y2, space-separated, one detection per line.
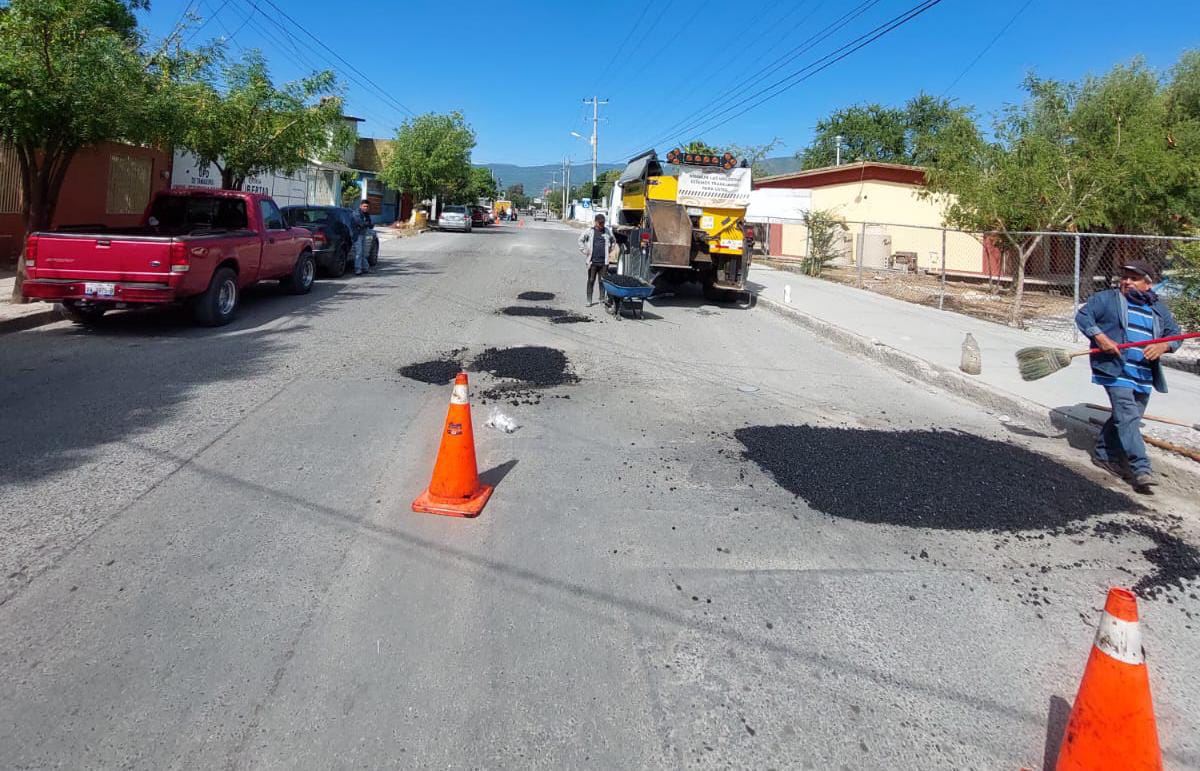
0 269 385 486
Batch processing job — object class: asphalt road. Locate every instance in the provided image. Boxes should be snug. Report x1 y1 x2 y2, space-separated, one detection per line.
1 220 1197 769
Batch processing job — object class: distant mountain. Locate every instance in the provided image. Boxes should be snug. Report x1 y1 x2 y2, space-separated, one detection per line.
477 163 621 198
476 154 801 195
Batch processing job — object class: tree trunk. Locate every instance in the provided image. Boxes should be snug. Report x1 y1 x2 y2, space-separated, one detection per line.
1079 236 1113 301
1009 237 1041 328
10 144 76 303
221 167 238 190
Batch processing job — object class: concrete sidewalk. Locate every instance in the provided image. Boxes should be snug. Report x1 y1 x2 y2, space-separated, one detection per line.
749 263 1200 459
0 275 58 334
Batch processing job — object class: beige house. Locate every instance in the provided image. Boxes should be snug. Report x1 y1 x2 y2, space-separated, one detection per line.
756 161 986 275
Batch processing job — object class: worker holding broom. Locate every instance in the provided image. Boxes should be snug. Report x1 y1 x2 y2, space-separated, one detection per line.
1076 260 1183 492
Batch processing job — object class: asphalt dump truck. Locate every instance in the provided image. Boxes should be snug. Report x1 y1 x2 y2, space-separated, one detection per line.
609 148 754 301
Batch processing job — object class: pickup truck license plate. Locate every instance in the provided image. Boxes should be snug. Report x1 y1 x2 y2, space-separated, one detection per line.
84 282 116 297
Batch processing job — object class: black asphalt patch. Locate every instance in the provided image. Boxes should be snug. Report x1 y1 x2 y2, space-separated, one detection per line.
500 306 568 318
549 313 593 324
470 346 578 388
397 349 466 385
517 291 556 301
1094 520 1200 600
735 425 1133 531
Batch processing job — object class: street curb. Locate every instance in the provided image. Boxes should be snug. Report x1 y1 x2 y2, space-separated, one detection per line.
756 293 1200 494
756 294 1056 430
0 307 59 335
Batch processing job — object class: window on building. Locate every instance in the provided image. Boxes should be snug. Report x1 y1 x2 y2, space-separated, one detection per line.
107 155 153 215
0 143 23 214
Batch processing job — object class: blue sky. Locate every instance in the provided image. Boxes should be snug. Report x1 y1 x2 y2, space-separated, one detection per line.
143 0 1200 166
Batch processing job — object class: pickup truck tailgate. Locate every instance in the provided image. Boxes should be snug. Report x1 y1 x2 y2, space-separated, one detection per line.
33 234 173 282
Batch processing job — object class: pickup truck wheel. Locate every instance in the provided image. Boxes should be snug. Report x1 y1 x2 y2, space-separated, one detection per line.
193 267 239 326
367 239 379 267
59 301 107 326
282 250 315 295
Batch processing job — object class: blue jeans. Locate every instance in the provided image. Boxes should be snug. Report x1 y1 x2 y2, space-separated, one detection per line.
353 233 371 273
1095 386 1151 475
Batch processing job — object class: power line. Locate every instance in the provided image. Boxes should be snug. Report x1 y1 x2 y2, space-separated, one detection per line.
940 0 1032 97
253 0 417 118
620 0 883 160
633 0 821 142
183 0 235 44
592 3 654 90
603 0 678 85
667 0 947 146
230 0 413 130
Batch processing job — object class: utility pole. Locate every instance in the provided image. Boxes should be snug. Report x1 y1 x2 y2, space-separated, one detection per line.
583 96 608 184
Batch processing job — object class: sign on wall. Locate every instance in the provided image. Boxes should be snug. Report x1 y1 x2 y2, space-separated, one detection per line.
171 150 310 207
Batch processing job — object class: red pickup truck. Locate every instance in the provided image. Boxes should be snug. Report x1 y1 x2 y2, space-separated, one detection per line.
22 189 317 326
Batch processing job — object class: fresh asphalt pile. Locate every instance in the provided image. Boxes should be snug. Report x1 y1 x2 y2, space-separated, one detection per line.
470 346 578 405
549 313 592 324
517 291 556 301
397 348 466 385
735 423 1200 605
735 425 1131 531
603 274 648 288
471 346 577 387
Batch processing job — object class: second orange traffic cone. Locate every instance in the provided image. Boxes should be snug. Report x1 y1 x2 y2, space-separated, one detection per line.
1056 587 1161 770
412 372 493 518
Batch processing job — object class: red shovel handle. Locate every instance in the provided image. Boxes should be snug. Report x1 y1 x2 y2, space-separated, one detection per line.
1088 331 1200 354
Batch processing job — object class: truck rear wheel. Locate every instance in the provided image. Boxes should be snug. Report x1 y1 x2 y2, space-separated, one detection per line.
325 244 348 278
193 267 239 326
281 250 315 295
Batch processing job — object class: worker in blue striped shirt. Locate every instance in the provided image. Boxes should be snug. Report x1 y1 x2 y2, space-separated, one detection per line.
1076 260 1183 493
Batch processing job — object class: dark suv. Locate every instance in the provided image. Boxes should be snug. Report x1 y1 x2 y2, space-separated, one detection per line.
281 205 379 277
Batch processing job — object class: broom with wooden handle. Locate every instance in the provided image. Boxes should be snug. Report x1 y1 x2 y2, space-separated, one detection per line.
1085 403 1200 431
1016 332 1200 381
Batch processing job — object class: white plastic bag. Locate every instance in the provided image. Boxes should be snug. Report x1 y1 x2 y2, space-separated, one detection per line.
485 410 519 434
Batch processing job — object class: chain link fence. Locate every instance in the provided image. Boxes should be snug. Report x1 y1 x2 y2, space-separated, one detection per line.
761 221 1200 345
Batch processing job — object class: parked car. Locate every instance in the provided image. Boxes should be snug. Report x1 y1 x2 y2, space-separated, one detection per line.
22 189 316 326
469 205 490 227
439 205 472 232
533 209 548 221
281 205 378 277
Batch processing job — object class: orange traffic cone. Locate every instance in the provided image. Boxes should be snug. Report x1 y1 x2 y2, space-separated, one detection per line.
411 373 494 518
1056 587 1161 771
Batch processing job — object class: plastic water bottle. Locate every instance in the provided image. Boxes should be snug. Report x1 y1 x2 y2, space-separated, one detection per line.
960 332 982 375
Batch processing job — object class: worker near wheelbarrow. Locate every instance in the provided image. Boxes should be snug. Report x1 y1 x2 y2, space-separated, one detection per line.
578 213 617 306
1075 260 1182 493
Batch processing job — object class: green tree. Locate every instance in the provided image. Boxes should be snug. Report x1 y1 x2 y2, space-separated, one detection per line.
0 0 192 297
726 138 784 178
504 184 531 209
456 165 497 204
181 50 351 190
924 77 1101 326
683 140 720 155
800 209 849 277
339 171 361 207
799 94 967 169
379 111 476 205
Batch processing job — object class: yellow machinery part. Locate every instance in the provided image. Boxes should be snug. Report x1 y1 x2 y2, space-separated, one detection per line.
697 207 746 255
646 175 678 202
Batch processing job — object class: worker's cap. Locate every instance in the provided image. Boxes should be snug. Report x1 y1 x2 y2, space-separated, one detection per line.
1121 260 1157 281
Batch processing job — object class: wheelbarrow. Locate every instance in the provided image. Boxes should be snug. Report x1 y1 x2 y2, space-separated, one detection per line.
601 277 654 320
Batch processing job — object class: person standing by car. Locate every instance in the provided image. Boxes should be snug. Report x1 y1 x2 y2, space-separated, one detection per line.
1075 260 1183 493
578 213 616 306
352 200 374 275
